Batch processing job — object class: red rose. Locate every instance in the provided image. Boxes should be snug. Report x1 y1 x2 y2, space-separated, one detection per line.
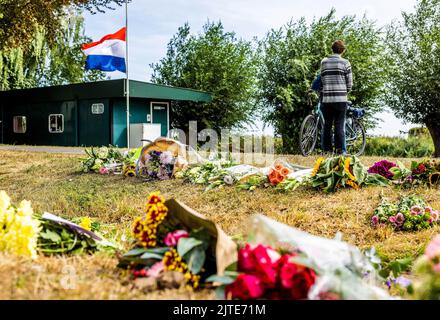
289 269 317 300
252 245 279 288
277 255 302 289
225 274 265 300
238 244 257 272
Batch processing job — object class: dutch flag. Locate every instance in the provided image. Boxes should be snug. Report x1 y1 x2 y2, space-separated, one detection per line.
81 27 126 73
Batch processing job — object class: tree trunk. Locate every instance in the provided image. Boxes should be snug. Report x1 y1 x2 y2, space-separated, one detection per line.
426 119 440 158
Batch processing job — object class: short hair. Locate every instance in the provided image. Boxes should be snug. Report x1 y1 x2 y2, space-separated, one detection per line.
332 40 346 54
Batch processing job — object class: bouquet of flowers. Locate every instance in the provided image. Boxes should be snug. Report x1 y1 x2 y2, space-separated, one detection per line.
268 163 291 186
368 160 397 180
138 150 177 180
0 191 41 259
37 213 117 255
411 235 440 300
310 156 389 193
409 160 440 187
81 146 125 173
371 195 438 231
118 192 236 289
178 162 237 191
209 214 390 300
218 244 317 300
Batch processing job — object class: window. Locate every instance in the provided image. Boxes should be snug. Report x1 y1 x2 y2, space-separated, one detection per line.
13 116 27 133
48 114 64 133
91 103 104 114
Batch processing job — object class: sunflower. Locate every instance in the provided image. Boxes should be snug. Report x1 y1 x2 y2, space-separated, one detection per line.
312 157 325 177
346 179 359 190
344 158 357 182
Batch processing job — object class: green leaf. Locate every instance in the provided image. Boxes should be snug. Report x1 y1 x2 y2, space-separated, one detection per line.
123 247 149 257
185 246 206 274
40 230 62 243
140 252 164 260
206 275 236 285
177 237 203 257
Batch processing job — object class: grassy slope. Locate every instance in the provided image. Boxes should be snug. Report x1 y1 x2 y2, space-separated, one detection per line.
0 151 439 299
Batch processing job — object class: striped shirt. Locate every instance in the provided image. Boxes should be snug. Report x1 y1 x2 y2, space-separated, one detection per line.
320 54 353 103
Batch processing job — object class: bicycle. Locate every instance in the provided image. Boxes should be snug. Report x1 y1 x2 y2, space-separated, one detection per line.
299 97 366 156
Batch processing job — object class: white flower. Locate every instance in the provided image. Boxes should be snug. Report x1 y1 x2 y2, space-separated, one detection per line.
159 151 174 165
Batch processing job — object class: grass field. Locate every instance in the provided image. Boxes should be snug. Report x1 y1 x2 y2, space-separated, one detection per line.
0 150 439 300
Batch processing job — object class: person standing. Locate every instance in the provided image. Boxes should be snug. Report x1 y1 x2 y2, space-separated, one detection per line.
320 40 353 155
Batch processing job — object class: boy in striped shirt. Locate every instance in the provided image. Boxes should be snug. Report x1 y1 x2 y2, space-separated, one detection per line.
320 40 353 155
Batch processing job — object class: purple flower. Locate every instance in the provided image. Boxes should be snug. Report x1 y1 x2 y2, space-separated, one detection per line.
368 160 397 180
372 215 379 226
395 276 411 288
159 151 174 165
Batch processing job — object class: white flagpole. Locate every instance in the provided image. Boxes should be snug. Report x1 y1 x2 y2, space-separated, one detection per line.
125 0 130 148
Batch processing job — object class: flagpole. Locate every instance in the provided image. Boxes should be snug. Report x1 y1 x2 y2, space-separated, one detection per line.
125 0 130 148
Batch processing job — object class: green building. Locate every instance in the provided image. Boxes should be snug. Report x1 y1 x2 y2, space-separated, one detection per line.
0 80 211 147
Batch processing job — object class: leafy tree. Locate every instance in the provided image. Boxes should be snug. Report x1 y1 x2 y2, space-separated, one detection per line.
151 21 258 133
0 0 125 50
386 0 440 157
258 10 387 153
0 11 105 90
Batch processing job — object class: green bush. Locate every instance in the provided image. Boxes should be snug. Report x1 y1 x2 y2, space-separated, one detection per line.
364 136 434 158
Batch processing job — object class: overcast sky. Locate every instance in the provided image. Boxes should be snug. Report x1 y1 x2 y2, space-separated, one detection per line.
83 0 419 136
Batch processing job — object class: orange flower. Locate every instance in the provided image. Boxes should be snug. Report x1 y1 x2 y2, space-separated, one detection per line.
280 167 290 177
275 164 283 171
269 169 278 181
276 172 284 182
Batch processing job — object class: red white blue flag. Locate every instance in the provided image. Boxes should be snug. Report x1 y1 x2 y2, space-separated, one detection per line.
81 27 126 73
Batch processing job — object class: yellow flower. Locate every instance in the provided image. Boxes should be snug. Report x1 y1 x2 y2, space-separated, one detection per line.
346 179 359 190
312 157 325 177
344 158 357 182
79 217 92 231
0 192 40 259
0 191 11 212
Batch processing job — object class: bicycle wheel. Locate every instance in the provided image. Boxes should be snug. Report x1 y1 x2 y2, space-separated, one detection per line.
346 119 366 156
299 115 319 156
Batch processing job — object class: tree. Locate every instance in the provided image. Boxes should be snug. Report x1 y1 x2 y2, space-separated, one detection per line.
151 21 258 133
0 0 125 50
386 0 440 157
258 10 387 154
0 11 105 90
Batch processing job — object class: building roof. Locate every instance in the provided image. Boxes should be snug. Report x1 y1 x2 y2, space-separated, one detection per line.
0 79 212 103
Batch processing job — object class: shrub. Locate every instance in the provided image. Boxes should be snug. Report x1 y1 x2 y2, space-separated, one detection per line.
364 136 434 158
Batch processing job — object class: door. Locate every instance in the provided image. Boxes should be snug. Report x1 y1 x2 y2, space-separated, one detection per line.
151 102 169 137
78 99 110 146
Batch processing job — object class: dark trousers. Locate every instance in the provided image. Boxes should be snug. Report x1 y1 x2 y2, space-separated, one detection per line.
321 102 347 154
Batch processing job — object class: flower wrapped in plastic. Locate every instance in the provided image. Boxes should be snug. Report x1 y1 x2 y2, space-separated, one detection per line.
243 215 391 300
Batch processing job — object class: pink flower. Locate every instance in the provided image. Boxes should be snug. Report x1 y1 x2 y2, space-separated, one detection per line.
411 206 423 216
389 216 397 224
145 261 165 278
238 244 256 273
99 167 109 175
425 235 440 260
164 230 190 247
433 264 440 275
225 274 265 300
395 213 405 225
431 211 439 222
425 207 433 215
372 216 379 226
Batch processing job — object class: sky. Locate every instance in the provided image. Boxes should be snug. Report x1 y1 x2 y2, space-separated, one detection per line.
83 0 418 136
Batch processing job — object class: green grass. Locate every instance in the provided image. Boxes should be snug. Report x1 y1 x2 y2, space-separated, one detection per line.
0 150 439 299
